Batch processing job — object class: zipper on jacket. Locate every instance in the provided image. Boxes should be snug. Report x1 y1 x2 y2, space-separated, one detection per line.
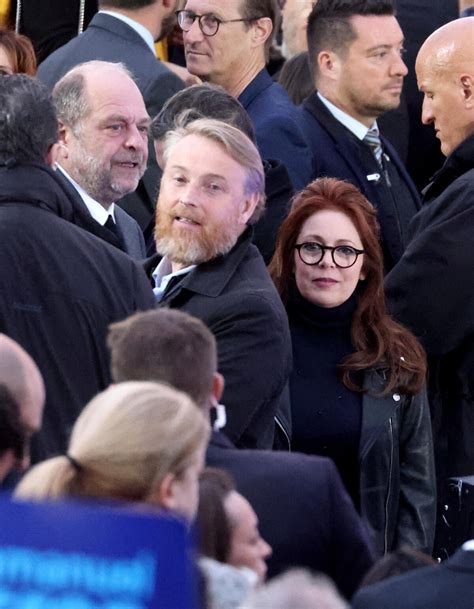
274 415 291 451
384 417 394 554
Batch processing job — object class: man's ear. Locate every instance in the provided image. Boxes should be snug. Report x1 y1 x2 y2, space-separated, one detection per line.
317 50 341 81
46 142 63 167
212 372 225 403
239 191 260 226
251 17 273 49
460 74 474 107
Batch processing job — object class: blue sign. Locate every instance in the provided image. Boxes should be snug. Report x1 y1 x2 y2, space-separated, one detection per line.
0 497 197 609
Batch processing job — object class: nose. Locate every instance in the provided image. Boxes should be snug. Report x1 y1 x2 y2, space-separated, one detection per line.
260 537 272 559
421 95 434 125
390 51 408 77
124 125 148 155
184 17 204 43
318 248 335 267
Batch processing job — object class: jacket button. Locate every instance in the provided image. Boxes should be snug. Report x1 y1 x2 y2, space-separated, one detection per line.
393 393 401 402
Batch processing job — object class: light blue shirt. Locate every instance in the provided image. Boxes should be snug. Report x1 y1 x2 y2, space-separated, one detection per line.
99 10 156 55
318 92 378 141
152 257 196 302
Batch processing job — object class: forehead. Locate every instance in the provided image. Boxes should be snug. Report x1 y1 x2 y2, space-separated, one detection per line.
415 49 449 90
349 14 404 50
185 0 244 17
299 209 361 240
225 491 257 531
83 70 148 120
166 134 247 182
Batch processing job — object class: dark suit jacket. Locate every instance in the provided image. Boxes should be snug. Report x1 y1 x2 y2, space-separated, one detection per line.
352 547 474 608
298 93 421 269
55 168 146 259
37 12 184 230
144 229 292 450
207 431 375 599
238 69 312 191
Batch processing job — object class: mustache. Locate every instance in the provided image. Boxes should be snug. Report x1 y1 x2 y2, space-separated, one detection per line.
161 203 204 224
112 153 146 165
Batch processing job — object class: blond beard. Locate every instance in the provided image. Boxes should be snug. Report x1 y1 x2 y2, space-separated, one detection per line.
155 205 242 267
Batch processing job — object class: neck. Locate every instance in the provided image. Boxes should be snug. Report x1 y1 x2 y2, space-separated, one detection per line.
318 84 376 128
215 56 265 98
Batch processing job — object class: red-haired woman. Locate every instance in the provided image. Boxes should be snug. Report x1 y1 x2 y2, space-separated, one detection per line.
0 28 36 75
269 177 436 556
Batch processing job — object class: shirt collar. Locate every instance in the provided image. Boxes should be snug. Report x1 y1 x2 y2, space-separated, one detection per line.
57 164 115 225
152 257 196 302
317 92 378 141
99 10 156 55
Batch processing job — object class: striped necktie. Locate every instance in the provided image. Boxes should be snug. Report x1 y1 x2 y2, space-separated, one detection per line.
364 126 383 167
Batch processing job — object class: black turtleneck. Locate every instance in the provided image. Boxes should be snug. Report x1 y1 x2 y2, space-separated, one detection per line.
288 288 362 507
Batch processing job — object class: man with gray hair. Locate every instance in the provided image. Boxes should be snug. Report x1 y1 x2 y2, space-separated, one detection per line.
0 74 155 462
52 60 149 259
37 0 184 231
144 118 292 450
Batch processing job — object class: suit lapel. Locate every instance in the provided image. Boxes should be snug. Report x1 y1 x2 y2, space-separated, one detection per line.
303 94 386 206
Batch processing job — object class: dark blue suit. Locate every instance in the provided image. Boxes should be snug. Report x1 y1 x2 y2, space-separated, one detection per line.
239 69 312 191
207 431 375 599
352 547 474 608
37 12 184 231
298 92 421 269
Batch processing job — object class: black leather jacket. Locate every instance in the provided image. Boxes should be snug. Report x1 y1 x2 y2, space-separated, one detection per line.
360 368 436 556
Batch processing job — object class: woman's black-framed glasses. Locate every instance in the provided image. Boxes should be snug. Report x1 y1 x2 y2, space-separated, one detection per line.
295 242 365 268
176 10 261 37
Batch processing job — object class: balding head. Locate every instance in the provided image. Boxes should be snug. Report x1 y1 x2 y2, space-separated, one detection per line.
0 335 45 477
416 17 474 156
53 60 149 208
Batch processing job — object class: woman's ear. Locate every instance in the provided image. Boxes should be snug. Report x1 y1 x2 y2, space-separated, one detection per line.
150 472 178 511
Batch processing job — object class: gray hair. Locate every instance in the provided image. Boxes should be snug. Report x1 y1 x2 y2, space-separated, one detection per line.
162 116 266 225
52 60 134 130
241 569 350 609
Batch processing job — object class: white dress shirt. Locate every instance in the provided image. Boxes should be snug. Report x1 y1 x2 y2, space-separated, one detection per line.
56 165 115 225
152 257 196 302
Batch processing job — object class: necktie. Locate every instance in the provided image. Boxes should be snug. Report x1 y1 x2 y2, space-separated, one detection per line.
364 126 383 167
104 215 125 250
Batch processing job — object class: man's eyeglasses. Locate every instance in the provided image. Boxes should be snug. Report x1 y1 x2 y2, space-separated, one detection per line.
295 242 365 268
176 10 261 37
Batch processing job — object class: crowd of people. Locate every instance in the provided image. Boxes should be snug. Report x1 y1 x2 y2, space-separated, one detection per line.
0 0 473 607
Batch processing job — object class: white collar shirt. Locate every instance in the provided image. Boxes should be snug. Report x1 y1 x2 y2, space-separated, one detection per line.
152 257 196 302
57 164 115 225
317 92 378 141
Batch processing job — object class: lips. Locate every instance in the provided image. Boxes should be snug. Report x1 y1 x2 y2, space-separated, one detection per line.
314 278 338 286
174 215 201 227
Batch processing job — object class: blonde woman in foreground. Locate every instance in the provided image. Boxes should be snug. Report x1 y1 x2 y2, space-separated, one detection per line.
15 381 210 523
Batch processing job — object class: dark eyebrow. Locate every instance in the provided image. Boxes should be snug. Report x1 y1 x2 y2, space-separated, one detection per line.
366 41 404 53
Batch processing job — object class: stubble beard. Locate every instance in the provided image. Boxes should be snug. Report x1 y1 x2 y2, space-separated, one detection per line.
70 146 144 207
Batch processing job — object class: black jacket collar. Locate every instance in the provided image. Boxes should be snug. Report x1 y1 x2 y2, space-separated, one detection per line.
144 227 254 299
0 162 78 221
423 133 474 201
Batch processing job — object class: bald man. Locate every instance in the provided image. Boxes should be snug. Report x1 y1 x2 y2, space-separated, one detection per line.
386 18 474 504
0 335 45 482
